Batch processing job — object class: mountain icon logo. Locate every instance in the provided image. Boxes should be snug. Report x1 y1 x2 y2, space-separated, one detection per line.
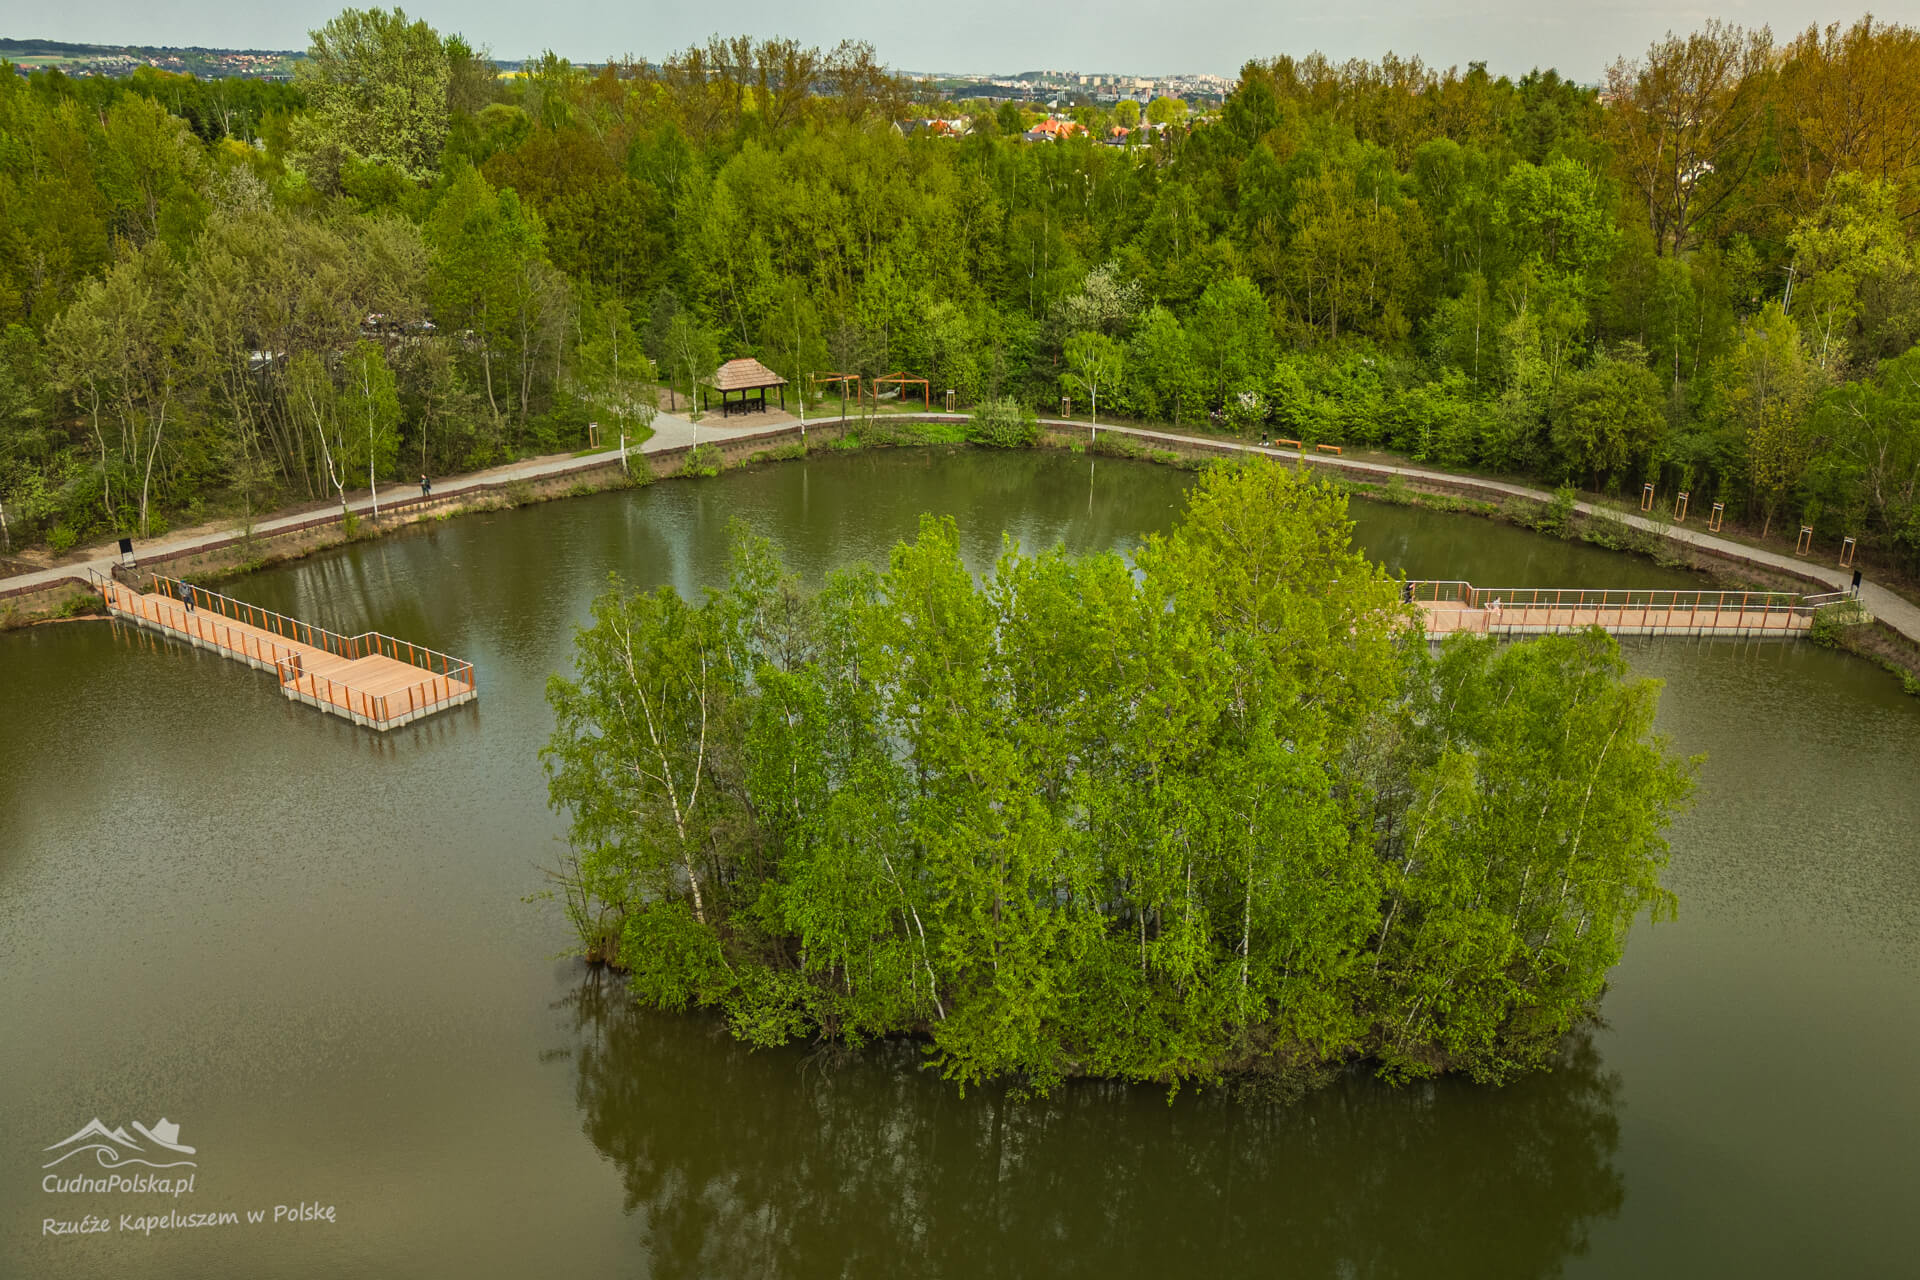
43 1118 198 1170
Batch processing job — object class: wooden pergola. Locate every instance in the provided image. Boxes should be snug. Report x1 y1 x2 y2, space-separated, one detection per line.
872 371 931 410
702 357 789 417
811 371 867 416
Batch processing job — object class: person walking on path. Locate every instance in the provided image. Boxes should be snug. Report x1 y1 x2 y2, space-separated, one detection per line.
420 474 432 499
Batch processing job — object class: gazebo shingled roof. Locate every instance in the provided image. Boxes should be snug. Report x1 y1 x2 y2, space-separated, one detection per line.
706 358 789 392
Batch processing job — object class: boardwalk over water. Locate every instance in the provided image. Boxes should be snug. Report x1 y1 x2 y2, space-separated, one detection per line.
1410 581 1848 640
98 572 474 731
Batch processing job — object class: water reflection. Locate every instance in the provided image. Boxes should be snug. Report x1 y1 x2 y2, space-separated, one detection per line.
556 974 1623 1279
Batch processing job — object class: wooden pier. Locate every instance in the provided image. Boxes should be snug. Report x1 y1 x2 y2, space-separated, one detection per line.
96 571 475 731
1409 581 1848 640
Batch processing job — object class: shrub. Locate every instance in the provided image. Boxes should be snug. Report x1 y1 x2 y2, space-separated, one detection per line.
623 455 657 487
1225 390 1267 436
1580 508 1631 551
967 397 1039 449
1809 598 1869 648
1537 485 1579 538
683 444 724 477
1088 432 1150 460
846 418 965 448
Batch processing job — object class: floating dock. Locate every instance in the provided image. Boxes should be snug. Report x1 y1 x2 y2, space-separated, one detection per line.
1408 582 1847 640
97 571 475 731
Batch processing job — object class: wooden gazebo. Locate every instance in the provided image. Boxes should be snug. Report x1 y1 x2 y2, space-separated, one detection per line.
702 357 788 417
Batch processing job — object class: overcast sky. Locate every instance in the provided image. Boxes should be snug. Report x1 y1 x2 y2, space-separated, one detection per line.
9 1 1913 81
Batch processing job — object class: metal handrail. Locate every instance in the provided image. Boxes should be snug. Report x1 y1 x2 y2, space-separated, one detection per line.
143 571 474 686
1406 580 1817 614
94 571 475 729
1402 578 1848 638
274 656 473 728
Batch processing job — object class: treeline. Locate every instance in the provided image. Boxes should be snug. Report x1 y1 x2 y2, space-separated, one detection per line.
542 464 1694 1091
4 9 1920 569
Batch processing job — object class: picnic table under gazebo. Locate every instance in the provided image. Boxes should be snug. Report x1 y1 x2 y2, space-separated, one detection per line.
702 357 789 417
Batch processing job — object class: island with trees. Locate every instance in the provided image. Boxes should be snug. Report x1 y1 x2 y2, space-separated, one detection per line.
542 463 1695 1094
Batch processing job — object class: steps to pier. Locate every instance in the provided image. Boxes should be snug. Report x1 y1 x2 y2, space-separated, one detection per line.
95 571 475 731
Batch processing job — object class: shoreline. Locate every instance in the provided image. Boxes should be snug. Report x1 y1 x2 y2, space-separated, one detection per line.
7 416 1917 690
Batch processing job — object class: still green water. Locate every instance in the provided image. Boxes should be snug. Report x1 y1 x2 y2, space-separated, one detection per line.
3 450 1916 1278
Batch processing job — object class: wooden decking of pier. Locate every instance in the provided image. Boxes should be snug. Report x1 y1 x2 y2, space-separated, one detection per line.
1410 581 1849 640
97 571 474 731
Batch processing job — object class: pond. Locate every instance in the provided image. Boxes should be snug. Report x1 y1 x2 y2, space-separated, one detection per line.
3 450 1916 1277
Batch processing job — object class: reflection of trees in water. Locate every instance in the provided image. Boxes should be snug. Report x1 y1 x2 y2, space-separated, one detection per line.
556 974 1623 1279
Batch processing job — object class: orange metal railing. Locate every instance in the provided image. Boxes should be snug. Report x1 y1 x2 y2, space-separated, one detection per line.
272 655 474 728
92 569 475 730
141 572 472 684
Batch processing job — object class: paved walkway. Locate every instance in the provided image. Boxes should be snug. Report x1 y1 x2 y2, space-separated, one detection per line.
0 410 790 600
1065 420 1920 650
7 408 1917 652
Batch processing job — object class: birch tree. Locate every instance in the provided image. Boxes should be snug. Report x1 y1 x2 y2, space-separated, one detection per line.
542 463 1694 1095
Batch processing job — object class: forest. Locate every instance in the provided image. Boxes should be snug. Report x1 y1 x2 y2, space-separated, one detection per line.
542 463 1695 1091
2 9 1919 572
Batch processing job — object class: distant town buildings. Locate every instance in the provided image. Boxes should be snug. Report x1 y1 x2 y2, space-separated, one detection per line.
1 41 297 79
6 40 1232 103
921 67 1229 109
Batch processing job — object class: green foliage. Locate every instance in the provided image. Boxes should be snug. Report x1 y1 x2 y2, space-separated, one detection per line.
340 340 401 484
621 453 656 487
844 417 967 448
1808 598 1869 647
52 590 104 618
1551 345 1667 484
1713 302 1823 529
1087 432 1151 460
425 165 560 444
1063 331 1126 423
682 443 724 476
967 397 1039 449
543 463 1695 1093
9 10 1920 570
1540 484 1579 537
290 7 452 187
